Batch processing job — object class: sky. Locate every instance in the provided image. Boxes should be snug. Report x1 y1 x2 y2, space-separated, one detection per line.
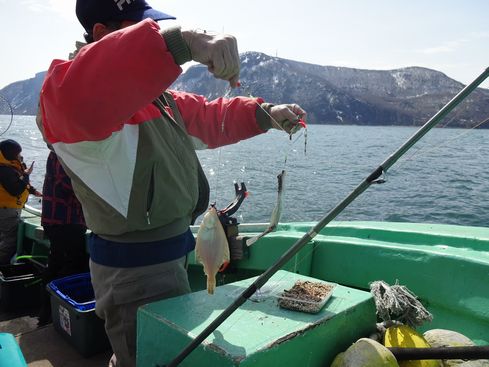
0 0 488 90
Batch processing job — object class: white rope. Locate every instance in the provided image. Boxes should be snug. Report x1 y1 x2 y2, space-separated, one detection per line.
370 280 432 328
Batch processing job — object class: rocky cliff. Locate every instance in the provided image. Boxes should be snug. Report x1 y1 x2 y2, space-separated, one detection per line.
2 52 488 128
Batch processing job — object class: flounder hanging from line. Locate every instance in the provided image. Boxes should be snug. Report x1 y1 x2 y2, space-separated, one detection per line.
195 205 230 294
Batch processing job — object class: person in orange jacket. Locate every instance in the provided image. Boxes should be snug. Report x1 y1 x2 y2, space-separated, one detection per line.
0 139 42 264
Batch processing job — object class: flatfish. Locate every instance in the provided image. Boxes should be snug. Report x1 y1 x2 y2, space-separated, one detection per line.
195 205 230 294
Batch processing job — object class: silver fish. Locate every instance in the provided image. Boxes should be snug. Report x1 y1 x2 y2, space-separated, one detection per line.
246 170 286 246
195 206 230 294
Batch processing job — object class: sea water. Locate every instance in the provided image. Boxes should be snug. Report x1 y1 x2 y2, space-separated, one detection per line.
2 115 489 227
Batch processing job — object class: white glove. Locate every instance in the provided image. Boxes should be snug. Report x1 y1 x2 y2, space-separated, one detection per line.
182 30 240 87
269 104 307 134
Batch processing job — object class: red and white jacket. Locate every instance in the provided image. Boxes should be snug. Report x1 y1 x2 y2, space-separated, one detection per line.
40 19 268 242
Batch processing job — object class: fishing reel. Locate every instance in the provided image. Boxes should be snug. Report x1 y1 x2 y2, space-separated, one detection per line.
216 182 249 268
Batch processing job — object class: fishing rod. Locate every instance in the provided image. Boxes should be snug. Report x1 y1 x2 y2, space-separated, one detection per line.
164 67 489 367
0 94 14 136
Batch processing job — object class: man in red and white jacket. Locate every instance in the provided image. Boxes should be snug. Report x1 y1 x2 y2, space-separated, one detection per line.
39 0 306 365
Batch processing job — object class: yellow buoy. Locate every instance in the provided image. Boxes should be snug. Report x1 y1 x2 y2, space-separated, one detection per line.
384 324 442 367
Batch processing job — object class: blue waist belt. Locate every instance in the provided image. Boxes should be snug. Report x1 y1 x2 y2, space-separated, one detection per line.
88 229 195 268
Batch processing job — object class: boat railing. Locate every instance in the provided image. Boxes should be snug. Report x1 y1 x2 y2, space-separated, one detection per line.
190 222 270 233
24 204 271 234
24 204 41 217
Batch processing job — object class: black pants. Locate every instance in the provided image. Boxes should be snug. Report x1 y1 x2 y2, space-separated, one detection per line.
39 224 89 323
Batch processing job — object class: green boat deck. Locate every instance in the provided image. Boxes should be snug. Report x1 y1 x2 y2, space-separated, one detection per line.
11 211 489 366
138 271 375 366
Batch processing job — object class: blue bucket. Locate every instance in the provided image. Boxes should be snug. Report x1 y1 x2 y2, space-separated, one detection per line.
47 272 95 312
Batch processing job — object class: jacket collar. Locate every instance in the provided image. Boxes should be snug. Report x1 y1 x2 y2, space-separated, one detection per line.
0 151 22 170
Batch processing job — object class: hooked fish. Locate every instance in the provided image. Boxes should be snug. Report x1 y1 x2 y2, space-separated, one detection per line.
246 170 286 246
195 205 230 294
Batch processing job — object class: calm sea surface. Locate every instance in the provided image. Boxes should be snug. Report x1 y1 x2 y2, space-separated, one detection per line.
3 115 489 227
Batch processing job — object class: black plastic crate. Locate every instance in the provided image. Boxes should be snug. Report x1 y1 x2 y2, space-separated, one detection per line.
0 262 41 311
47 273 110 357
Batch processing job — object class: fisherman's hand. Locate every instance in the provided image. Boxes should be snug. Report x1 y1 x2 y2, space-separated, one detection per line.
182 30 240 87
33 190 42 198
269 104 307 134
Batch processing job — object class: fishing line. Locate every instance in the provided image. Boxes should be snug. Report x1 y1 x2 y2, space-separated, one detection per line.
197 78 309 336
0 94 14 136
391 114 489 175
392 100 468 167
237 80 307 153
217 82 307 219
208 86 238 208
389 89 488 175
213 83 312 321
236 82 309 236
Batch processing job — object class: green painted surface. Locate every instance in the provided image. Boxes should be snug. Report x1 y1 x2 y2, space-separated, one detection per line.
18 212 49 258
306 222 489 344
18 216 489 358
137 270 376 367
238 222 489 342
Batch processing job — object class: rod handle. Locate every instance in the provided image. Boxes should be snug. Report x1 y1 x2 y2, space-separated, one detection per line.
389 345 489 360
